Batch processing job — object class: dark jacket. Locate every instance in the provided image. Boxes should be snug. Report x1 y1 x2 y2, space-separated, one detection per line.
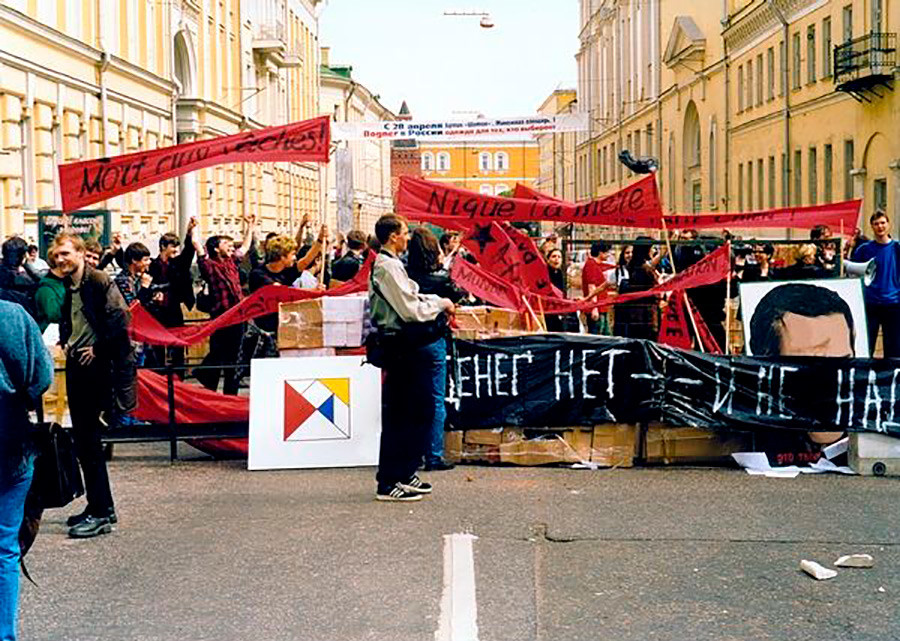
0 263 40 317
407 266 467 303
60 265 136 416
148 231 197 326
332 251 365 282
0 301 53 480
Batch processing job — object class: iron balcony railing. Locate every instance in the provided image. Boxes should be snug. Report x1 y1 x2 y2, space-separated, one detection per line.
834 32 897 86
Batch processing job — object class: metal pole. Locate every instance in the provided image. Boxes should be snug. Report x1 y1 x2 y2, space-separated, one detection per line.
167 365 177 462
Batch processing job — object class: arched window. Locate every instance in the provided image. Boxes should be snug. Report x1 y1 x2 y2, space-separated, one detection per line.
479 152 492 172
709 120 718 208
421 152 434 172
436 152 450 171
494 152 509 172
479 184 493 195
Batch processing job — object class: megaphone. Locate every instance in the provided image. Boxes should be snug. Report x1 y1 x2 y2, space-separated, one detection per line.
845 258 876 286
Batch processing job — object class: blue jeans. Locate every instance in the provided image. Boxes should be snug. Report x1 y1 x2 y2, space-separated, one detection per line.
0 462 33 641
424 337 448 465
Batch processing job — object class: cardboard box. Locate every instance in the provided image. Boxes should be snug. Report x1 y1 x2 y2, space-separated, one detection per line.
279 347 337 358
454 306 524 333
461 442 501 464
464 428 504 446
644 425 751 465
444 431 464 464
499 436 570 466
278 297 367 349
591 424 639 468
562 429 595 463
484 307 524 331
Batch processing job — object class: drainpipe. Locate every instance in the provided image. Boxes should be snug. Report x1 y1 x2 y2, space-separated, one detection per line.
723 22 731 210
768 0 791 210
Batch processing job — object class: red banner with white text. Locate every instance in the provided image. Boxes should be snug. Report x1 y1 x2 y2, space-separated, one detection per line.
60 116 331 211
397 175 663 227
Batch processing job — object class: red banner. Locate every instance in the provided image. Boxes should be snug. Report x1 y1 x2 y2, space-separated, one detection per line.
129 255 371 347
658 291 692 349
397 175 662 227
685 295 724 354
452 243 731 316
508 184 861 234
60 116 331 211
462 222 561 297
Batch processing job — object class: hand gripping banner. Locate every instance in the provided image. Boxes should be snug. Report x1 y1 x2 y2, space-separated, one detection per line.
59 115 331 211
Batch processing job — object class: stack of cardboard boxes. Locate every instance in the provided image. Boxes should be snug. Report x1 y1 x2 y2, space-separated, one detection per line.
453 306 528 339
277 296 367 351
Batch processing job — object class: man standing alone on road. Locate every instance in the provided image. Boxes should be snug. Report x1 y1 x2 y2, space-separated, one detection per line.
52 233 135 538
370 215 454 502
852 210 900 357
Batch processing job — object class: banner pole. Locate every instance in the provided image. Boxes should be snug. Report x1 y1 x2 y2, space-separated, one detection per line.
840 219 845 275
661 216 677 276
725 243 732 355
683 291 705 354
522 295 545 332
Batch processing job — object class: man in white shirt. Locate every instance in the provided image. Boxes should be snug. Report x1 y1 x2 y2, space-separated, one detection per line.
370 215 455 502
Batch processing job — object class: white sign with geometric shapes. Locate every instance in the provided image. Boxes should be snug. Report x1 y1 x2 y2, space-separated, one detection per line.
248 356 382 470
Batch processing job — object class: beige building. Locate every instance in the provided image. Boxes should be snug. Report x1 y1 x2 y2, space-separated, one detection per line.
535 89 577 202
0 0 323 244
320 49 395 234
577 0 898 233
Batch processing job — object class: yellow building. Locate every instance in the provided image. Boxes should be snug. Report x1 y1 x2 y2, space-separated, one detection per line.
577 0 898 233
0 0 323 244
536 89 577 202
418 139 539 197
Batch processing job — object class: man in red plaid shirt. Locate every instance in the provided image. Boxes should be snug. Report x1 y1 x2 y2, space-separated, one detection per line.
193 215 256 395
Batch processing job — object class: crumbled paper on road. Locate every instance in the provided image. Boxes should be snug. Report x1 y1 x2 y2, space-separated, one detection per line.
800 560 838 580
835 554 874 568
732 438 855 478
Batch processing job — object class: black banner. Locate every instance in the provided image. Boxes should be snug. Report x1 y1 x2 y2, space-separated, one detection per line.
448 335 900 437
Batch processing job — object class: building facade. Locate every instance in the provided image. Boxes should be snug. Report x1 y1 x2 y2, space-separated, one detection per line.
320 49 395 234
418 139 539 197
536 89 578 202
576 0 898 233
0 0 323 245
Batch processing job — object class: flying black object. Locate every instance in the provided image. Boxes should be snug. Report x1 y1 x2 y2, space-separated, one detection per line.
618 149 659 174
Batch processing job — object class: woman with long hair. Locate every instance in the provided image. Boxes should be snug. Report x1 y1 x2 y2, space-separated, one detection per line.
614 238 665 339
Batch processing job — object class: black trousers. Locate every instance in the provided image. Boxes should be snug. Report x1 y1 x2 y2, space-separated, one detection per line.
865 303 900 357
198 323 244 395
149 307 186 375
375 341 435 490
66 357 115 516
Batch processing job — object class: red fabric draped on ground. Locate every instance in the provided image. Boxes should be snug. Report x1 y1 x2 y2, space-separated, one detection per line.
129 255 372 347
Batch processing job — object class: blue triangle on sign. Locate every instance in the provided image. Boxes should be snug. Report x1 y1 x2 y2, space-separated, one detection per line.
318 394 335 423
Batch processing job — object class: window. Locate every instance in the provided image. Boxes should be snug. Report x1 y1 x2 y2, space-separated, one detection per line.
792 33 801 89
756 54 764 106
738 163 744 212
822 18 832 77
874 178 888 212
626 133 633 175
844 139 854 199
768 156 776 208
767 47 775 100
66 1 81 40
779 41 786 95
709 125 717 207
479 152 492 172
747 62 754 108
842 5 853 42
421 152 434 172
747 162 754 210
738 65 744 111
633 129 641 159
494 152 508 172
645 124 654 159
807 25 816 83
436 152 450 171
824 144 833 202
782 152 789 206
37 0 57 26
809 147 818 205
794 149 803 205
758 158 764 209
479 184 493 195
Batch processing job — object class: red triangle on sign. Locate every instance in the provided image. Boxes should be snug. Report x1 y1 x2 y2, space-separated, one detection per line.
284 382 317 441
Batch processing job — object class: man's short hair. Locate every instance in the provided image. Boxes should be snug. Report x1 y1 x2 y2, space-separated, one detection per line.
375 214 407 245
124 242 151 265
749 283 855 356
1 237 28 268
346 230 367 251
206 235 233 256
27 244 38 254
871 209 888 225
439 232 457 251
810 224 831 240
265 235 297 263
159 232 180 251
52 233 87 255
591 241 611 258
83 238 101 256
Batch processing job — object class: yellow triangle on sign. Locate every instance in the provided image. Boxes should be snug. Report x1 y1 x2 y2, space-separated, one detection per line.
319 378 350 405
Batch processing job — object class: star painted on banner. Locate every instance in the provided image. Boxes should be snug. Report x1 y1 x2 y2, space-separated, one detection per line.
470 223 498 254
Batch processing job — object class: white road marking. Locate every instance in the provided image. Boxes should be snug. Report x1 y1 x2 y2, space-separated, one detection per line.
435 532 480 641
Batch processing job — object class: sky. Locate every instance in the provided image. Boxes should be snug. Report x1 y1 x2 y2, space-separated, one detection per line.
318 0 579 120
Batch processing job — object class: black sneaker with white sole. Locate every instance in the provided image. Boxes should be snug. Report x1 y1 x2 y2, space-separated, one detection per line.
376 484 424 502
398 476 432 494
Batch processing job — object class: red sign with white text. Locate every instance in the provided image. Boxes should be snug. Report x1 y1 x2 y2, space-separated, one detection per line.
60 116 331 211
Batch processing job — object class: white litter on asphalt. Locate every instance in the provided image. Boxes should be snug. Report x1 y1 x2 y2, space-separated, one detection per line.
800 560 838 580
732 452 856 477
435 533 479 641
835 554 875 568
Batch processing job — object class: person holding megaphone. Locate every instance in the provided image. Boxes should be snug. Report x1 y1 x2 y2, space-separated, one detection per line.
851 210 900 357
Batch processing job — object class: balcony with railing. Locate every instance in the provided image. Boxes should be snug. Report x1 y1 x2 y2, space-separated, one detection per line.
834 32 896 101
250 0 288 65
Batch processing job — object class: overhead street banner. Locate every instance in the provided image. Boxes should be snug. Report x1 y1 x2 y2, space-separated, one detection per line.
59 115 331 212
331 113 589 141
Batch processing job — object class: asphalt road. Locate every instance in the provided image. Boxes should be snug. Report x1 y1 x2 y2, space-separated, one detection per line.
18 443 900 641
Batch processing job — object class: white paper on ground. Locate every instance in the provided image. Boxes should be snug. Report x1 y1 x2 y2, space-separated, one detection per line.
732 451 856 477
